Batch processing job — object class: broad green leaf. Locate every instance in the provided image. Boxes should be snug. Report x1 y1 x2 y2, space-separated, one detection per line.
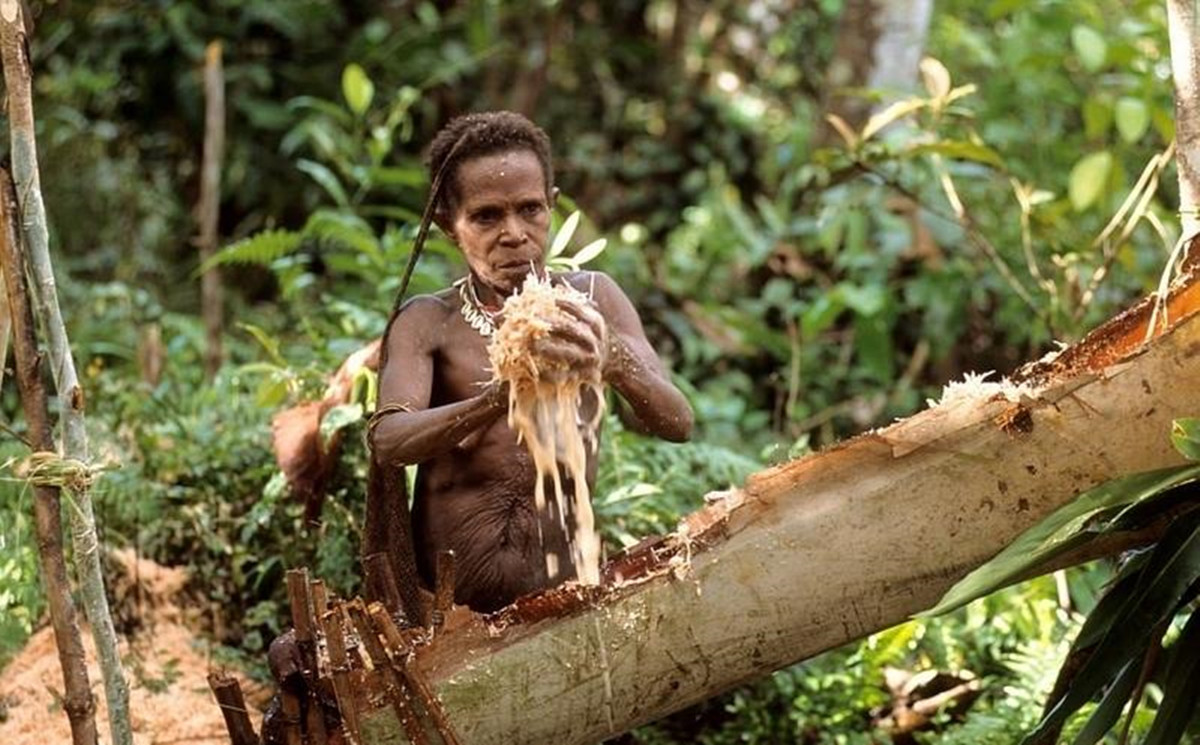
1070 660 1139 745
923 464 1200 616
1026 520 1200 743
1082 96 1112 140
801 294 844 338
255 376 290 408
1114 97 1150 143
1143 610 1200 745
906 141 1005 169
840 283 886 317
297 159 350 207
855 314 894 382
1172 418 1200 461
548 211 580 259
342 63 375 116
1072 25 1107 72
1069 151 1113 211
320 403 364 446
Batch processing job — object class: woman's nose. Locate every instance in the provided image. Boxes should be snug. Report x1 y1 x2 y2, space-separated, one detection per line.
499 214 526 245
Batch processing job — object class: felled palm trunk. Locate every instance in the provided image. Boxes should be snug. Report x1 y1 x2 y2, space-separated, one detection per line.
241 271 1200 745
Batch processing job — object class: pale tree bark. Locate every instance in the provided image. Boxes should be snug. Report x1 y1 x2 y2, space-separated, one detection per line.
198 40 225 378
0 4 131 744
821 0 934 141
1169 1 1200 262
291 272 1200 745
0 171 97 745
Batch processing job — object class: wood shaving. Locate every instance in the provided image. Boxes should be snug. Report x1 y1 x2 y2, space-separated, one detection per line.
488 273 605 584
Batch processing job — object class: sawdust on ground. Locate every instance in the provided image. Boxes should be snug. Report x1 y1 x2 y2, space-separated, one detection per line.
0 550 269 745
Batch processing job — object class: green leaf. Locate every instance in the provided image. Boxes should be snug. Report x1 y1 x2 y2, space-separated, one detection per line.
1069 151 1113 212
1082 96 1113 140
548 211 581 259
1114 97 1150 144
801 294 844 338
1172 418 1200 461
906 141 1006 169
320 403 364 446
923 464 1200 616
255 376 290 408
1069 659 1139 745
198 229 303 274
297 159 350 207
342 63 375 116
1072 25 1107 72
1143 610 1200 745
1026 519 1200 743
239 323 287 367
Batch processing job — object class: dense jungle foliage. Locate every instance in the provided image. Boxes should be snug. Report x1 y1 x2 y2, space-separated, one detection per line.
1 0 1197 742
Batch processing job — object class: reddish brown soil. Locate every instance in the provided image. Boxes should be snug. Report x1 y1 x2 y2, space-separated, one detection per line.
0 552 267 745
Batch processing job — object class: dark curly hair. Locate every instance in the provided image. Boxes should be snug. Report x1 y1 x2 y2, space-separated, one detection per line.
426 110 554 215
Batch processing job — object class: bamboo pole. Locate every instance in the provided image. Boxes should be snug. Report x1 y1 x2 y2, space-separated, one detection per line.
197 40 225 377
0 6 131 744
0 170 97 745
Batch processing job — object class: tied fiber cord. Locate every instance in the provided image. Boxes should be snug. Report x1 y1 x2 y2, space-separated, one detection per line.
364 133 470 624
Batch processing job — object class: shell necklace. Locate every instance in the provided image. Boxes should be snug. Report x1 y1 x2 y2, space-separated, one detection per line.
455 275 501 338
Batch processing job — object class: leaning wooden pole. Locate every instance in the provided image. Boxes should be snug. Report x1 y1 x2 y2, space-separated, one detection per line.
0 172 97 745
197 40 225 378
340 273 1200 745
0 6 131 745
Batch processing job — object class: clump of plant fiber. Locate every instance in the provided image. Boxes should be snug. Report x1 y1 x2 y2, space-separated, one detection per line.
488 273 604 584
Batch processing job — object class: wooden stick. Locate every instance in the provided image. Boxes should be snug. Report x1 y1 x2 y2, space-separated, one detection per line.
197 39 225 377
0 171 97 745
363 552 406 622
321 608 362 745
432 550 456 632
280 689 304 745
0 10 131 744
286 568 316 673
346 601 428 745
310 579 329 617
206 670 259 745
368 603 464 745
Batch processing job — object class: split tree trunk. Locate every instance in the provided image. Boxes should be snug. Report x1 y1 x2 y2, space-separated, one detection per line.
0 7 131 744
198 40 225 378
349 272 1200 745
0 172 97 745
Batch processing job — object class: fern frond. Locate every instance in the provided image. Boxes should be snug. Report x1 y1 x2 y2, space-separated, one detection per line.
200 229 304 273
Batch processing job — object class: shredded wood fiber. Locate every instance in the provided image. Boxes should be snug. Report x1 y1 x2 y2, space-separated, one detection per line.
488 274 604 584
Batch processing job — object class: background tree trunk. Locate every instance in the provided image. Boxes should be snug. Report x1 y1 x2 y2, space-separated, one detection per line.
821 0 934 141
198 40 225 378
0 6 131 744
